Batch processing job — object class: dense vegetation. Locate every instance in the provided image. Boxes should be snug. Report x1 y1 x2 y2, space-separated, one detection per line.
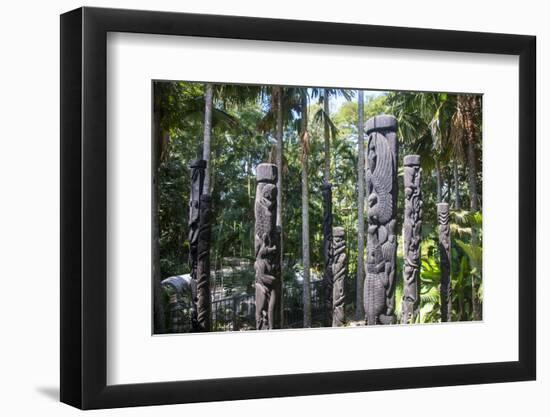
154 81 483 329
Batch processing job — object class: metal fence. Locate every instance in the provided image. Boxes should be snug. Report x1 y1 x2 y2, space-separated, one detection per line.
284 280 325 328
210 280 326 331
164 279 327 333
212 293 255 331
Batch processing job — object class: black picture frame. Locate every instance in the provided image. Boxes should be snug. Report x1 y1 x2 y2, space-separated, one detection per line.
60 6 536 410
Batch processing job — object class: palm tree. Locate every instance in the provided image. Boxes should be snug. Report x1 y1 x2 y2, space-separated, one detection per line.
322 89 333 326
452 95 480 212
274 86 284 244
312 88 354 326
257 86 292 327
453 162 462 209
299 89 312 327
388 92 449 201
273 86 285 327
323 89 331 182
201 83 262 193
311 89 354 178
202 84 214 194
390 91 483 321
355 90 366 320
450 94 482 319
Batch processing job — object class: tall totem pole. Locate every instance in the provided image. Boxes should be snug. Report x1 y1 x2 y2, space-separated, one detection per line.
321 182 333 327
332 227 347 327
402 155 423 324
188 159 206 331
438 202 452 322
364 115 398 325
254 163 281 330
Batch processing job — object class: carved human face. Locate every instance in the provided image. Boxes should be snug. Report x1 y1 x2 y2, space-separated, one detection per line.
367 137 377 172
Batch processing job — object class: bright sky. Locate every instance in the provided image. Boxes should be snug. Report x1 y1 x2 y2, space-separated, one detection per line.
330 90 387 113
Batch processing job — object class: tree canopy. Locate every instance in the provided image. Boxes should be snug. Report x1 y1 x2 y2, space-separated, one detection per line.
155 81 483 330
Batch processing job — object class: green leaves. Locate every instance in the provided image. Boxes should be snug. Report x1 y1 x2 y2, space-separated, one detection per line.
312 107 339 139
155 80 483 326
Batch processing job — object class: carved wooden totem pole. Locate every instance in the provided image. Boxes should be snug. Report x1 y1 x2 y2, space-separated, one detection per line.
254 163 281 330
438 202 452 322
402 155 423 324
332 227 347 327
196 194 212 331
188 159 206 331
321 181 334 327
364 115 398 325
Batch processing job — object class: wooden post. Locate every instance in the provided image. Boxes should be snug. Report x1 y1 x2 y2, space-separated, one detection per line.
364 115 398 325
254 163 281 329
196 194 212 331
332 227 347 326
438 202 452 322
188 159 206 331
402 155 423 323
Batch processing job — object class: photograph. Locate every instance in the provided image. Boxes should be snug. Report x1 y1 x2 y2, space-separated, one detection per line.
153 81 483 334
52 3 537 411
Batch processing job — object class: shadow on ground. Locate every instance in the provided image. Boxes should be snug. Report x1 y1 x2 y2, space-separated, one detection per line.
36 386 59 401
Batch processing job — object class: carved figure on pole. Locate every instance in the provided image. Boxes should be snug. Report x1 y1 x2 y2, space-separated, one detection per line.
196 194 212 331
321 181 333 327
402 155 423 324
332 227 347 327
364 115 398 325
188 159 206 331
254 163 281 330
161 275 192 333
438 202 452 322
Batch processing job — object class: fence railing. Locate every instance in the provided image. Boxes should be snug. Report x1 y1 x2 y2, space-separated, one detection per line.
164 279 326 332
212 293 255 331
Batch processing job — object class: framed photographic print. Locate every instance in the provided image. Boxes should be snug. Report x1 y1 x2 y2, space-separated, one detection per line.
60 6 536 410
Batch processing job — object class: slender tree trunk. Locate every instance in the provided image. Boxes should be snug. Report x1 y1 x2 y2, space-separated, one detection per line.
322 89 334 327
435 161 442 203
274 86 284 326
467 141 478 210
453 162 462 210
355 90 366 320
195 83 214 331
300 92 311 327
463 95 481 320
323 89 331 182
202 83 214 194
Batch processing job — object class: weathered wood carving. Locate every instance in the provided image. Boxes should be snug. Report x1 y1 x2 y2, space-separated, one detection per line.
188 159 206 331
332 227 347 327
254 163 281 330
364 115 398 325
402 155 423 324
196 194 212 331
161 275 192 333
438 202 452 322
321 181 333 327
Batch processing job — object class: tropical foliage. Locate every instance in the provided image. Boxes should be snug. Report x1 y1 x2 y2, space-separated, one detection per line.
155 81 483 327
